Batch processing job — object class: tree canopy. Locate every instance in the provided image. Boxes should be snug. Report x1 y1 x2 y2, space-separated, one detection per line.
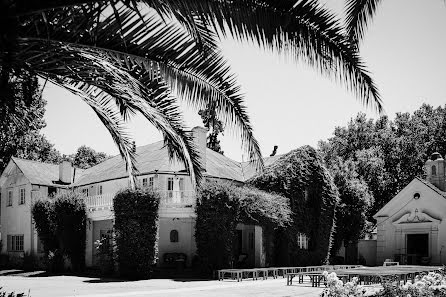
71 145 109 169
319 104 446 224
0 74 62 172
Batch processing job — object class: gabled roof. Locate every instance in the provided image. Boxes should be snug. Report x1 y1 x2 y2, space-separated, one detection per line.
374 177 446 218
73 141 250 186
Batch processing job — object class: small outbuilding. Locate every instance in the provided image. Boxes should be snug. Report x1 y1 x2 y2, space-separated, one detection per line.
375 152 446 265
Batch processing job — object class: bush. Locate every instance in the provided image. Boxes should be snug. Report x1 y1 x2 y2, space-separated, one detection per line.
32 192 87 272
113 188 160 279
320 269 446 297
95 237 115 276
195 182 240 272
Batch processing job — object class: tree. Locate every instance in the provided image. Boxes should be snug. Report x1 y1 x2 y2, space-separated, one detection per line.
198 105 225 154
0 73 62 172
72 145 108 169
2 0 383 187
319 104 446 223
328 157 373 253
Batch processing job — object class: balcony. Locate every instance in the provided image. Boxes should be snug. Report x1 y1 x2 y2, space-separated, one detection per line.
82 190 195 212
160 190 195 208
83 193 113 211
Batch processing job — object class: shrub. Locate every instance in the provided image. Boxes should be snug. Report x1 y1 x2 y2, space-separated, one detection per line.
195 182 240 272
113 188 160 279
32 192 87 272
320 269 446 297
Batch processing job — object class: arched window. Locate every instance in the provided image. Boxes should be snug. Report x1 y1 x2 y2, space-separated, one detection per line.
170 230 179 242
432 165 437 176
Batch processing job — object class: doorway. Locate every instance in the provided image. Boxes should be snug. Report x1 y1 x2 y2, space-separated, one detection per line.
406 233 429 264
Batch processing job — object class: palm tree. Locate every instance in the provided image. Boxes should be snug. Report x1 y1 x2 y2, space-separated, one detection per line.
1 0 382 187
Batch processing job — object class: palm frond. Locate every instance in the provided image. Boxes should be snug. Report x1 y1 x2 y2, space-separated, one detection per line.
345 0 382 43
20 4 264 170
17 39 202 185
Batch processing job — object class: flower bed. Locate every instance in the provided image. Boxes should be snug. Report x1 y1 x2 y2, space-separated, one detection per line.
320 269 446 297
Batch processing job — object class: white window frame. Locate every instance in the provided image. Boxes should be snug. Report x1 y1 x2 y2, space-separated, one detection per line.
148 177 154 188
82 188 89 197
19 188 26 205
142 178 148 187
297 233 309 250
8 235 24 252
7 190 13 207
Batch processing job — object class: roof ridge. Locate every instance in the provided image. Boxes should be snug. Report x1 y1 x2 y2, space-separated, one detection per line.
12 157 59 167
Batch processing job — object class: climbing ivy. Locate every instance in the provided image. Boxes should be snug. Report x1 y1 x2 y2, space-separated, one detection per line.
195 182 291 272
248 145 339 266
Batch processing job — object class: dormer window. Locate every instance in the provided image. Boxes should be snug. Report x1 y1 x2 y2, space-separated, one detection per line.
432 165 437 176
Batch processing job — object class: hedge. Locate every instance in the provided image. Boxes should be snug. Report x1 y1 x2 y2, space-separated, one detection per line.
248 145 339 266
32 192 87 272
113 188 160 279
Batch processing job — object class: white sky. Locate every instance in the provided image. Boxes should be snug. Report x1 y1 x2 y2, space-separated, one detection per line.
41 0 446 161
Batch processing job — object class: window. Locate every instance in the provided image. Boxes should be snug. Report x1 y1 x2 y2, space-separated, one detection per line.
7 190 12 207
304 189 309 201
167 177 174 199
7 235 24 252
297 233 309 250
142 178 148 187
170 230 179 242
432 165 437 176
19 188 25 205
48 187 57 197
82 188 89 197
179 178 185 200
99 230 113 252
98 185 103 195
148 177 154 189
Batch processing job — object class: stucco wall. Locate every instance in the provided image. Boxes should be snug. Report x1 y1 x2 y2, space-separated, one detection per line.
376 179 446 265
358 240 377 266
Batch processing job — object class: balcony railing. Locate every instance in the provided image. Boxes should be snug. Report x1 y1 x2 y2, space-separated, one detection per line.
81 190 195 211
160 190 195 208
83 193 114 211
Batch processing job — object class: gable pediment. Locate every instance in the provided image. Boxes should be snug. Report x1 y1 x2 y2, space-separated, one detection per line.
393 209 441 225
374 178 446 218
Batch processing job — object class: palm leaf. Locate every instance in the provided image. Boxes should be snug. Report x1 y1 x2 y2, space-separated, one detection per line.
345 0 382 43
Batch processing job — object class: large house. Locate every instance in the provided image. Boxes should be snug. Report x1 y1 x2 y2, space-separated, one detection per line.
0 127 280 268
374 152 446 265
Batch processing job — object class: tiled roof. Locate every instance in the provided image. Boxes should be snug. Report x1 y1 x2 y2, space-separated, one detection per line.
11 157 84 187
10 142 284 187
415 177 446 198
73 141 250 186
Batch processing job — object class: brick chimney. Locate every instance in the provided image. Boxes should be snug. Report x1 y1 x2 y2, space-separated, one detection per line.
192 126 208 172
59 160 73 184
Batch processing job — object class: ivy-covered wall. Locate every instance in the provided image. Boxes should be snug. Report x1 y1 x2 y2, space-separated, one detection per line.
195 181 291 272
248 145 339 266
113 188 160 279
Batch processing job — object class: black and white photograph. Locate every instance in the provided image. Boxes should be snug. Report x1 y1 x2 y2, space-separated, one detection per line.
1 0 446 296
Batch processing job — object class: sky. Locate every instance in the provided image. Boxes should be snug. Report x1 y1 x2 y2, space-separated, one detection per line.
41 0 446 162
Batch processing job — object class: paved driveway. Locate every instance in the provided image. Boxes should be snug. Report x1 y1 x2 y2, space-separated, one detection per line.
0 271 323 297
